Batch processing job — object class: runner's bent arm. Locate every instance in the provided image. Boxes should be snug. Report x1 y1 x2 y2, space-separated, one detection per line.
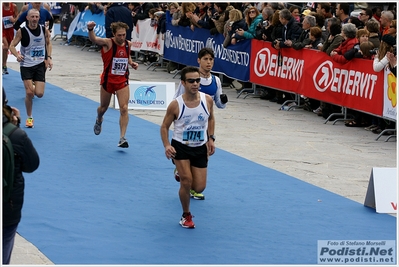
161 100 178 159
45 28 53 69
87 21 111 50
206 95 215 155
9 29 23 61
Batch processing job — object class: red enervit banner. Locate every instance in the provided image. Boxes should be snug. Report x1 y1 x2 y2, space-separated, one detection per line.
250 39 384 117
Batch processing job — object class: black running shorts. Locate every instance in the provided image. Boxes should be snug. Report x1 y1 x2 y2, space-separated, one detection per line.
171 139 208 168
20 62 46 82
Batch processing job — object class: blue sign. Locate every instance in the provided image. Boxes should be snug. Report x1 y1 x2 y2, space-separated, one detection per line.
72 10 105 38
163 24 251 82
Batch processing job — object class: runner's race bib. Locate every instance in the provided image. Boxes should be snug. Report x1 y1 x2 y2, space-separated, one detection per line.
3 16 13 29
111 58 128 75
30 45 45 61
182 130 205 142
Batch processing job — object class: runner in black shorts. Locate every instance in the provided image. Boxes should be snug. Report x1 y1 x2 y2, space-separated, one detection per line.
9 8 53 128
161 66 216 229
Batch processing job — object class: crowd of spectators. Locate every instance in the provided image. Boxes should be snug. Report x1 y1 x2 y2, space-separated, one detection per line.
47 3 398 135
159 2 396 135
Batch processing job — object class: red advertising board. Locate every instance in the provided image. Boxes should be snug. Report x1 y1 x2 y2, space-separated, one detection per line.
250 39 384 117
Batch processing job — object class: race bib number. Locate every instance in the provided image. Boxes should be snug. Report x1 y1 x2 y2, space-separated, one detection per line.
111 58 128 75
3 16 13 29
182 130 205 142
30 46 45 60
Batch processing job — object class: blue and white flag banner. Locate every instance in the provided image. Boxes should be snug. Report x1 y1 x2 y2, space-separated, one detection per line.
72 10 105 38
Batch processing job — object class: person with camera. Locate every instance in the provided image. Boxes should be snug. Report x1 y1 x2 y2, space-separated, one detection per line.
172 47 227 200
223 8 248 47
209 3 232 35
255 6 274 41
370 34 396 134
160 66 216 229
9 8 53 129
231 7 263 44
87 21 139 148
2 88 40 264
272 8 302 50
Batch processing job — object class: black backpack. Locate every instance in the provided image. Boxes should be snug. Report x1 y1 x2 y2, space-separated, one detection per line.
3 122 17 202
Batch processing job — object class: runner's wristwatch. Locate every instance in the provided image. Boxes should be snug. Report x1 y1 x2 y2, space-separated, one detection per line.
209 135 216 142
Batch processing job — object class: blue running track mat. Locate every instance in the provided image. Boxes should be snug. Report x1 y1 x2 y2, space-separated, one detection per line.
2 69 397 265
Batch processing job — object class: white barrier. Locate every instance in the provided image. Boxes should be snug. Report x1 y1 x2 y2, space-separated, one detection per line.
131 19 164 55
115 81 175 110
364 167 397 213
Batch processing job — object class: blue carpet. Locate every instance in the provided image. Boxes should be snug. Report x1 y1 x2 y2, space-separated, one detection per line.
2 69 397 264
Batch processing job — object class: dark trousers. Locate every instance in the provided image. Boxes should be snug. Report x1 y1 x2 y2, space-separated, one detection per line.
2 223 18 264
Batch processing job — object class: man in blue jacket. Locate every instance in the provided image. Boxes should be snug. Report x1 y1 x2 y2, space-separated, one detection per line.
13 2 54 32
105 3 133 41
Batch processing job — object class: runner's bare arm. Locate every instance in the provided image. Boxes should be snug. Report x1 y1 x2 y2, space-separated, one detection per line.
87 21 110 50
9 29 23 61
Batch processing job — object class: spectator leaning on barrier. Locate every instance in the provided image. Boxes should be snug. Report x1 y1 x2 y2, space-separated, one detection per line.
305 26 323 49
291 15 316 50
314 20 344 117
321 18 344 57
342 28 374 128
177 2 196 29
370 34 396 134
254 6 274 41
155 11 166 40
105 3 133 41
330 23 358 64
223 8 247 48
373 34 396 72
168 2 182 26
209 2 232 35
195 4 216 30
270 10 284 42
231 6 263 44
342 28 370 61
267 10 287 104
273 8 303 50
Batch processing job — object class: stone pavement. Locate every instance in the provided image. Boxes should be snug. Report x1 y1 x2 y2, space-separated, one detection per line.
6 37 397 265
